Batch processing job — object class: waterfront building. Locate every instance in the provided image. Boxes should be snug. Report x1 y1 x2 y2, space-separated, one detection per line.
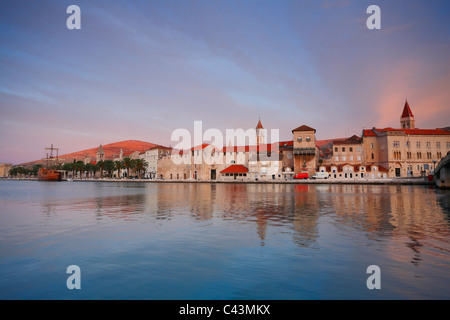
330 135 364 166
0 163 13 177
362 100 450 178
141 145 172 179
292 125 317 177
279 140 295 180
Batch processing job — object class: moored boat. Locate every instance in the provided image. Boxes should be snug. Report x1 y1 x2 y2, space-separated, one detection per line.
37 144 63 181
37 168 62 181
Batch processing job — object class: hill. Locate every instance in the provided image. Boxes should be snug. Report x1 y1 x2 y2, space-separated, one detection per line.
22 140 158 165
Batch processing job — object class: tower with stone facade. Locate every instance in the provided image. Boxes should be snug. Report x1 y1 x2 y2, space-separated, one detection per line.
96 144 105 162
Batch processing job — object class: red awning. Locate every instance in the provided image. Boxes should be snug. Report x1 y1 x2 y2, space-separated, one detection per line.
220 165 249 174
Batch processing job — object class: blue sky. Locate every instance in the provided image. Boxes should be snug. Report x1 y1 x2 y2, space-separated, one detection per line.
0 0 449 164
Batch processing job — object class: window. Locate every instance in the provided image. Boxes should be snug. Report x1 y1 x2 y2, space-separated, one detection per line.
335 156 339 162
427 152 432 159
342 156 346 161
371 153 374 160
335 147 338 152
349 147 353 152
357 156 361 161
306 137 311 142
393 141 400 148
426 142 431 149
437 152 442 158
350 156 353 161
447 142 450 149
416 142 421 149
371 143 374 149
436 142 441 149
297 137 302 142
407 152 411 159
417 152 422 159
342 147 346 152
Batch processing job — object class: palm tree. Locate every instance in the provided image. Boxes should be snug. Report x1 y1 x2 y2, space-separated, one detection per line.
114 160 124 179
97 160 105 178
62 163 75 178
84 163 95 179
103 160 115 178
74 161 85 179
134 159 148 179
123 157 133 178
31 165 42 177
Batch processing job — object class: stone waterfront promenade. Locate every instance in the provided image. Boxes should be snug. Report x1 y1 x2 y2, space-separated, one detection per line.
3 177 434 185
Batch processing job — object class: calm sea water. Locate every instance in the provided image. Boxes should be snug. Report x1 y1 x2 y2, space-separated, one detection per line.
0 180 449 300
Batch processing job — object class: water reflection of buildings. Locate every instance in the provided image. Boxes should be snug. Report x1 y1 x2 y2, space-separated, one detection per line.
184 183 321 248
38 183 450 262
326 184 450 267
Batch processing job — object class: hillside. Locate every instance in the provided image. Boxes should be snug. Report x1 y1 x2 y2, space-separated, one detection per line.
22 140 158 165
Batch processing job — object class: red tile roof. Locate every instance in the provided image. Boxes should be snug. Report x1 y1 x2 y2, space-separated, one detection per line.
222 143 280 153
220 165 249 174
256 119 264 129
191 143 211 151
292 125 316 133
363 127 450 136
333 135 362 145
401 100 414 118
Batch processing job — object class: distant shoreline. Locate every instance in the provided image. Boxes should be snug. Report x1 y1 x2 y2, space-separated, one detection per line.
1 177 434 186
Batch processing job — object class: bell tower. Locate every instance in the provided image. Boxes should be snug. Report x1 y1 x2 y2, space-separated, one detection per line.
96 144 105 162
400 100 415 129
256 118 264 145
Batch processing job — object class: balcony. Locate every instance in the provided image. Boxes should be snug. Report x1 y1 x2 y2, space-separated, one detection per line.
293 148 315 155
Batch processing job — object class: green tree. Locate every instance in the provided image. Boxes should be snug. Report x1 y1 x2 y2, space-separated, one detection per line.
8 167 18 177
103 160 115 178
31 164 42 177
114 160 124 179
74 161 85 179
123 157 133 178
134 159 148 179
97 160 105 178
84 163 96 179
62 163 75 178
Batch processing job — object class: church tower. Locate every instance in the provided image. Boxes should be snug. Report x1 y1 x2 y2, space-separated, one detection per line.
400 100 415 129
96 144 105 162
256 118 264 145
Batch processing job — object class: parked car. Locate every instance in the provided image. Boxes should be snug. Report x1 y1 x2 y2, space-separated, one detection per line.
312 172 329 179
294 172 309 179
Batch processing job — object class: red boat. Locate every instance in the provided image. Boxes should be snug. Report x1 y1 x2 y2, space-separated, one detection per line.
37 144 63 181
37 168 62 181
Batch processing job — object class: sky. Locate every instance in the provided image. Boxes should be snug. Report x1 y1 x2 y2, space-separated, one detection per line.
0 0 449 164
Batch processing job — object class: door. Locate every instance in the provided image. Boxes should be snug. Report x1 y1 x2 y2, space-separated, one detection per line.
211 169 216 180
395 168 400 177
